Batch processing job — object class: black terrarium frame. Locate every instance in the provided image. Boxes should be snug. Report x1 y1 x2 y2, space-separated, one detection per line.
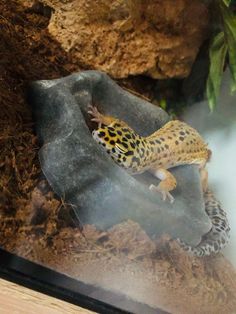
0 248 168 313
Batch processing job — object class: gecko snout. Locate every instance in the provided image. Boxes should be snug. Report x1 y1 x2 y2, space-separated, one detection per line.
92 129 99 142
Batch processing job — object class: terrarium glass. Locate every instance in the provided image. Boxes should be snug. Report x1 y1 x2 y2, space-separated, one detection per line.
1 1 236 313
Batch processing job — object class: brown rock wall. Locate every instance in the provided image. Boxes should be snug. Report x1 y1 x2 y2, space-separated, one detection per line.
39 0 209 79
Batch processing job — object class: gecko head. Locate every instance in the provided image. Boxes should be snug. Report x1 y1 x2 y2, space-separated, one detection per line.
92 123 138 169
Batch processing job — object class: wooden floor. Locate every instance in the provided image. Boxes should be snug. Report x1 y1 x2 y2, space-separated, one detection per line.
0 278 95 313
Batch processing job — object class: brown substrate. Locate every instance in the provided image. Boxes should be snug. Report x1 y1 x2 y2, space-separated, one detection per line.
0 1 236 313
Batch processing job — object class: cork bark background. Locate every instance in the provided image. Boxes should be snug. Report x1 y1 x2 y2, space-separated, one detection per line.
37 0 209 79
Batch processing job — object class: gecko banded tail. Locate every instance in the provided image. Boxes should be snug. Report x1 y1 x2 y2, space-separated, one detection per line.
178 189 230 257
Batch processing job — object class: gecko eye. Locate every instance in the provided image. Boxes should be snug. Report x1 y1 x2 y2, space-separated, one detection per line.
98 131 106 138
115 143 128 154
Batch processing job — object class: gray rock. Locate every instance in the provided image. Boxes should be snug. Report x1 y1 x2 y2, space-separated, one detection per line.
28 70 211 246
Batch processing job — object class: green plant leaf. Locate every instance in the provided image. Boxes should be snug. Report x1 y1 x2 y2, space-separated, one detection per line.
220 1 236 92
159 99 167 110
206 32 228 111
222 0 231 7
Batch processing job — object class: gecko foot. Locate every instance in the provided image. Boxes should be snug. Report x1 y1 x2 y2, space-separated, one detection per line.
149 184 175 204
88 105 104 127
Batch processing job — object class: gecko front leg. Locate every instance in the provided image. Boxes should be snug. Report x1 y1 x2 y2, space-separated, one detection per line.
88 105 117 127
88 106 129 128
149 168 177 203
